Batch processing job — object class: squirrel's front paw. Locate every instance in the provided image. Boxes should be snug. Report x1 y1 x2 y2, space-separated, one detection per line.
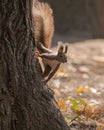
35 51 40 57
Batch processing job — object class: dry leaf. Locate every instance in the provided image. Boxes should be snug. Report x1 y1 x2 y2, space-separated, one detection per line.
57 99 67 113
82 104 94 119
77 86 91 94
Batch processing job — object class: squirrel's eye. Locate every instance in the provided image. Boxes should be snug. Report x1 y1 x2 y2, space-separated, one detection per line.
60 55 63 58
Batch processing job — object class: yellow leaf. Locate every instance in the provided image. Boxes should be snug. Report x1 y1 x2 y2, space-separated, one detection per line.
57 99 67 113
77 86 91 94
77 86 85 93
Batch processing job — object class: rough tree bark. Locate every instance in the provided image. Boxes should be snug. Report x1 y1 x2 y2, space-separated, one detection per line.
0 0 70 130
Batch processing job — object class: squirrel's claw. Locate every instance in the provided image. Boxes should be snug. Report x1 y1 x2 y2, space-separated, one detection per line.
35 51 40 57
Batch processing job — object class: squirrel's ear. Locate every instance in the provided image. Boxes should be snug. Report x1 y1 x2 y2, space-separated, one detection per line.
64 45 68 53
58 45 64 54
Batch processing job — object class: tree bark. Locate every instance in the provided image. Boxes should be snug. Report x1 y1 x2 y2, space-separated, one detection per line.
0 0 70 130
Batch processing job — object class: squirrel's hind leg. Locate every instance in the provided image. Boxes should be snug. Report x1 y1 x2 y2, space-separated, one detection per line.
43 65 51 78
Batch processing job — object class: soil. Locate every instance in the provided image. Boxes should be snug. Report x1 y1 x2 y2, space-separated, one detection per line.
49 39 104 130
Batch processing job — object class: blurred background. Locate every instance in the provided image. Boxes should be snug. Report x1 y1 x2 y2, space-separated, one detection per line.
42 0 104 43
40 1 104 127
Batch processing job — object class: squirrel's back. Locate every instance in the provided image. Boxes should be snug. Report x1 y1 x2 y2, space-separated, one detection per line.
32 1 54 48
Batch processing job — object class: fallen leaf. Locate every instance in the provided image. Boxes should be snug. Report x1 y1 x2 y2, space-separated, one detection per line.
57 99 67 113
77 86 91 94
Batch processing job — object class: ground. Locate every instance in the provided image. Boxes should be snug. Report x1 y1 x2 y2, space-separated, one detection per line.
49 39 104 130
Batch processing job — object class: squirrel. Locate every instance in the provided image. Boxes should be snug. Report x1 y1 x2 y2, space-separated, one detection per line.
32 1 68 83
35 42 68 83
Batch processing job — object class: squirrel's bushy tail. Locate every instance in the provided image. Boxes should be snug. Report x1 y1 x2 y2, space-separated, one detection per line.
32 1 54 48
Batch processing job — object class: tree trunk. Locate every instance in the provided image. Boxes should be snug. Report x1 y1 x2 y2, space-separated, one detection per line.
0 0 69 130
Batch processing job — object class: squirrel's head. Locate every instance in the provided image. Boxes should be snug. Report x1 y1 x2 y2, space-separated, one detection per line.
56 45 68 63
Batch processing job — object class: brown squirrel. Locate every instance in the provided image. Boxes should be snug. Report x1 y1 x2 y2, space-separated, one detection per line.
32 1 68 83
36 43 68 83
